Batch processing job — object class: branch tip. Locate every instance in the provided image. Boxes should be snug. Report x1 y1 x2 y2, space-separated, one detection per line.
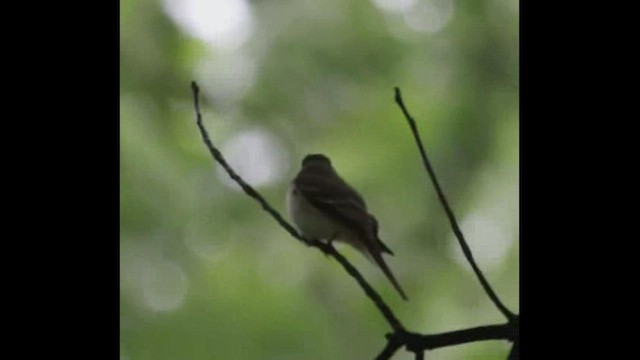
393 87 515 321
394 87 404 106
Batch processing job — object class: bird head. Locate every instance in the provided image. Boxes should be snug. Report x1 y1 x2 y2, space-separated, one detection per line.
301 154 332 167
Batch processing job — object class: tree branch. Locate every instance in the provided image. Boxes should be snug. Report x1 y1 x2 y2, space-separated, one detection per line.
405 322 517 351
374 333 405 360
376 322 518 359
191 81 518 359
191 81 404 333
393 87 516 322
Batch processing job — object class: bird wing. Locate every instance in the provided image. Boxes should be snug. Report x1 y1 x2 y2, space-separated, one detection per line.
370 217 395 256
294 171 393 255
295 169 408 300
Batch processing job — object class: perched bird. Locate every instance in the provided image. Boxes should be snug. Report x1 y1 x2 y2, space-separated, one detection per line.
286 154 408 301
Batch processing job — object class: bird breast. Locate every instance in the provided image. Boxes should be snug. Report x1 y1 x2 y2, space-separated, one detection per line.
287 183 347 242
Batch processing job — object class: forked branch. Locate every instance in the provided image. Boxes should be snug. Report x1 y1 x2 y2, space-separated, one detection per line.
191 81 404 333
190 81 518 359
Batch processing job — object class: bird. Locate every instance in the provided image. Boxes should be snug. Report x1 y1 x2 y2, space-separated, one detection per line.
286 153 408 301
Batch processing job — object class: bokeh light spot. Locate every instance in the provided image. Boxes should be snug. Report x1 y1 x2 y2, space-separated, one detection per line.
372 0 454 34
371 0 418 13
142 259 188 312
217 128 289 190
163 0 253 49
450 212 513 271
196 51 257 105
403 0 454 33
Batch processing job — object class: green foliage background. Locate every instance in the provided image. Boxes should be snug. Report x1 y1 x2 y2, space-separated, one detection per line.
120 0 519 358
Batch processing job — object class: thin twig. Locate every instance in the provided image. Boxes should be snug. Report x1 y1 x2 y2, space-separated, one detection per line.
393 87 516 322
320 243 405 332
191 81 404 333
191 82 301 240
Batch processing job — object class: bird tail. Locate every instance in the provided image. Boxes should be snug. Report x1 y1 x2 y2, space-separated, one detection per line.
373 251 409 301
378 239 395 256
361 241 408 301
